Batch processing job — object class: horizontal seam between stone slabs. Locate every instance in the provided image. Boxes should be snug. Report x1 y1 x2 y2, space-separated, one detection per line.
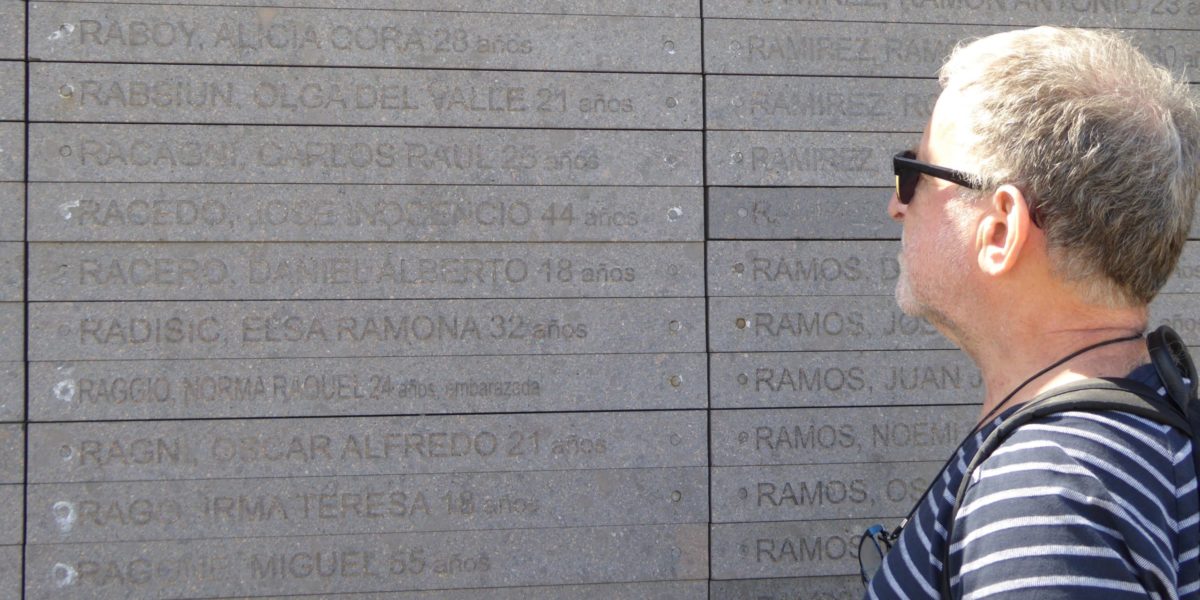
27 464 710 486
38 4 701 20
30 119 705 133
22 59 704 76
27 404 710 423
23 179 706 187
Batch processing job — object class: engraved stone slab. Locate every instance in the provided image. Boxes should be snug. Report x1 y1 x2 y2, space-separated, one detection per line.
0 424 23 483
707 75 936 132
0 2 23 59
29 411 706 482
30 184 704 242
54 0 700 16
29 242 705 300
1152 294 1200 344
710 576 860 600
706 21 1200 80
29 353 706 420
26 523 707 599
30 4 701 73
709 187 899 240
0 545 19 600
0 243 21 302
208 582 709 600
28 467 706 542
0 183 21 241
703 0 1200 28
31 124 702 186
711 519 872 579
0 303 22 361
708 241 898 297
0 485 18 544
33 63 703 129
0 123 23 182
0 361 21 421
1165 242 1200 293
712 461 942 523
709 296 952 352
0 62 23 121
708 131 910 187
711 350 981 409
30 298 706 360
712 405 977 466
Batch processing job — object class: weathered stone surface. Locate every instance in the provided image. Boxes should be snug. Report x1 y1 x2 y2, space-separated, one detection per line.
709 296 951 352
706 21 1200 80
0 303 22 361
29 184 704 242
31 124 702 186
33 63 703 129
706 75 936 132
0 424 22 483
0 361 21 422
1165 242 1200 293
0 61 22 120
712 405 976 466
26 523 707 598
29 410 706 482
29 242 705 300
52 0 700 16
0 485 18 544
0 183 21 241
29 353 706 420
711 519 872 579
223 582 709 599
710 350 981 409
708 241 898 296
30 298 706 360
28 467 707 542
0 545 19 600
1152 294 1200 343
707 131 910 186
30 4 701 72
710 576 859 600
709 187 899 240
0 2 23 59
703 0 1200 28
0 123 23 182
0 243 20 302
711 461 942 523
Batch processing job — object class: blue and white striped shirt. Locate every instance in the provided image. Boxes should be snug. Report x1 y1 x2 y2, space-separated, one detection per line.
865 365 1200 599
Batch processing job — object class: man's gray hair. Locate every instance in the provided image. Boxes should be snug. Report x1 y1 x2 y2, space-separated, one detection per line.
940 26 1200 307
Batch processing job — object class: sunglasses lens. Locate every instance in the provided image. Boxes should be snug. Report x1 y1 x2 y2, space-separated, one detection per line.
899 170 919 205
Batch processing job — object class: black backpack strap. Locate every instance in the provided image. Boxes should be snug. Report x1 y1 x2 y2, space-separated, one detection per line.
939 378 1192 600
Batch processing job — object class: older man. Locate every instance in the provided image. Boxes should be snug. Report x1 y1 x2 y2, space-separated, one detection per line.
864 27 1200 599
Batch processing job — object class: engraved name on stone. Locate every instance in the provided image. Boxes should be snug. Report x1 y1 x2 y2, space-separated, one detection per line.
0 242 21 302
710 350 982 409
30 4 701 72
708 241 899 297
709 296 952 352
30 353 706 420
30 242 704 300
712 405 977 465
183 581 709 600
1151 294 1200 344
34 63 703 129
0 123 23 181
28 467 706 542
710 519 872 579
30 298 705 360
31 125 702 186
705 21 1200 80
708 187 899 240
0 304 23 361
703 0 1200 28
30 184 704 242
29 411 706 482
26 524 708 599
0 2 23 59
707 131 911 187
51 1 700 17
0 62 23 121
710 576 861 600
712 461 943 523
0 183 21 241
707 75 937 132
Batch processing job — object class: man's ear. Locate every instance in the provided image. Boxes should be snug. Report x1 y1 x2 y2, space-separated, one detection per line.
976 184 1034 276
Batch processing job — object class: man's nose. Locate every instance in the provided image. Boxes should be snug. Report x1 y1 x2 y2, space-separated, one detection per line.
887 190 905 222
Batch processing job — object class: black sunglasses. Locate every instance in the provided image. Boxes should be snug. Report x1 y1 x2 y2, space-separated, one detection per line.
893 150 982 205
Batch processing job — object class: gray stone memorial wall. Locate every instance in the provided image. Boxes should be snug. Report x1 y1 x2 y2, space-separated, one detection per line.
4 1 1197 597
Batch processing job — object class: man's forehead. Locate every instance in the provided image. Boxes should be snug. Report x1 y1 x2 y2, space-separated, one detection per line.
923 87 980 172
